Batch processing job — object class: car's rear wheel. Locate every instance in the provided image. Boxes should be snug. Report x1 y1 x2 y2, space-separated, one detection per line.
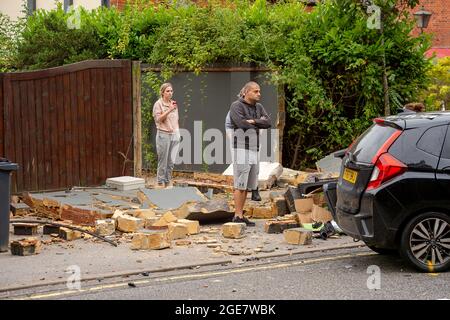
400 212 450 272
365 244 398 255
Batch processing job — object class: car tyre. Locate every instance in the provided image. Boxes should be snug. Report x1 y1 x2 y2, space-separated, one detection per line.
400 212 450 273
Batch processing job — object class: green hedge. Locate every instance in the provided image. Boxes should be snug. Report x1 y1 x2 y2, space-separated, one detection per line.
0 0 431 169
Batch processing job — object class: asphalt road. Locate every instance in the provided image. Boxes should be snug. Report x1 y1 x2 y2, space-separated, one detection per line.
7 247 449 301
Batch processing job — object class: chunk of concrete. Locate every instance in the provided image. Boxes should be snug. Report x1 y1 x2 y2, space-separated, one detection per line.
168 222 189 240
131 231 171 250
283 228 313 245
222 223 246 239
177 219 200 235
117 215 144 233
95 219 116 236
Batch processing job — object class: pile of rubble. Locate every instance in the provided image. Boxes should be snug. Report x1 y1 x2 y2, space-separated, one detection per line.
8 160 342 256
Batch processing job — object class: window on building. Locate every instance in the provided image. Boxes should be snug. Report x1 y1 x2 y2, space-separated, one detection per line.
102 0 111 7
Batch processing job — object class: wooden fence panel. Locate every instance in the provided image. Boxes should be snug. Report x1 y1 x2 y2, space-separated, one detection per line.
1 60 134 193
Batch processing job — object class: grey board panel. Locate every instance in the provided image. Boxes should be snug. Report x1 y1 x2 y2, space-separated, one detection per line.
139 187 207 210
143 71 278 173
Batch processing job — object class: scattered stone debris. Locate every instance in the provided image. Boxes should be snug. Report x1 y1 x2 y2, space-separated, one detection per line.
222 223 246 239
10 238 42 256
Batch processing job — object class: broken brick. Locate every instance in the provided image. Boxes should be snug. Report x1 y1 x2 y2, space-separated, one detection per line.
283 228 313 245
131 231 171 250
271 197 289 216
296 212 313 225
222 223 246 239
43 224 60 235
12 223 38 236
117 215 144 233
59 227 82 241
10 238 42 256
127 209 156 219
95 219 116 236
294 198 314 213
264 220 299 234
311 204 333 223
177 219 200 235
168 222 189 240
252 206 277 219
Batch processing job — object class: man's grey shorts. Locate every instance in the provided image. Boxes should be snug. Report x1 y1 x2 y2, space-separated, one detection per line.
231 148 259 191
233 163 258 191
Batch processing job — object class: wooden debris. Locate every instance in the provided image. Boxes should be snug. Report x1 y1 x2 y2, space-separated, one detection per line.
10 238 42 256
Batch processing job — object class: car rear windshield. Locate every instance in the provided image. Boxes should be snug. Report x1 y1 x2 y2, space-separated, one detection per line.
349 124 399 163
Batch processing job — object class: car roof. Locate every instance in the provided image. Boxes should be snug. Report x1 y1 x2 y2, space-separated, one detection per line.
382 111 450 130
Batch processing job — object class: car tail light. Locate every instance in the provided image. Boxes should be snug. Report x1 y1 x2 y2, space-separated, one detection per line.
367 153 407 190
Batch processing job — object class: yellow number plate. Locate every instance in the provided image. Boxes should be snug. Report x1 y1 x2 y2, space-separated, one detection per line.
343 168 358 184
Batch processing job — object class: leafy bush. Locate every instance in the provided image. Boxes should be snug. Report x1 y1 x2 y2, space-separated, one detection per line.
419 57 450 111
1 0 431 169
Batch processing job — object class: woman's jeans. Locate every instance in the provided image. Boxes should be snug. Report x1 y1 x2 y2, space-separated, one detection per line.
156 130 180 185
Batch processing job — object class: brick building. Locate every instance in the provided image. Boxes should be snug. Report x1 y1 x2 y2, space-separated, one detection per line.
409 0 450 58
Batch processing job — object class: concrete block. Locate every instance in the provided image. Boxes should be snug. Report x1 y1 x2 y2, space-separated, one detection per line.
117 215 144 233
296 212 313 225
10 238 42 256
294 198 314 213
177 219 200 235
131 231 171 250
222 223 246 239
95 219 116 236
271 197 289 216
168 222 189 240
12 223 38 236
283 228 313 245
252 206 277 219
264 220 299 234
312 204 333 223
59 227 82 241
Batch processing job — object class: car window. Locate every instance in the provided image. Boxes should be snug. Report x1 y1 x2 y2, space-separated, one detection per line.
416 125 447 157
440 125 450 159
349 124 398 163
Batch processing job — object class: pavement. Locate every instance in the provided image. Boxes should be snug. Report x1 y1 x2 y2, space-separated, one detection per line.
0 218 362 292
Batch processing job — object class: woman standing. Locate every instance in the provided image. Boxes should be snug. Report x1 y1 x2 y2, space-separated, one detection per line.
152 83 180 188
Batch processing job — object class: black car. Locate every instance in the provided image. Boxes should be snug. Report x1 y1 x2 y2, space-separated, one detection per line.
330 112 450 272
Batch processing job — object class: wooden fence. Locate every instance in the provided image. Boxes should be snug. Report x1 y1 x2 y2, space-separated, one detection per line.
0 59 141 193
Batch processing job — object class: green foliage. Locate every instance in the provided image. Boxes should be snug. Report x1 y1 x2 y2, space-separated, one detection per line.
419 57 450 111
0 0 431 169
